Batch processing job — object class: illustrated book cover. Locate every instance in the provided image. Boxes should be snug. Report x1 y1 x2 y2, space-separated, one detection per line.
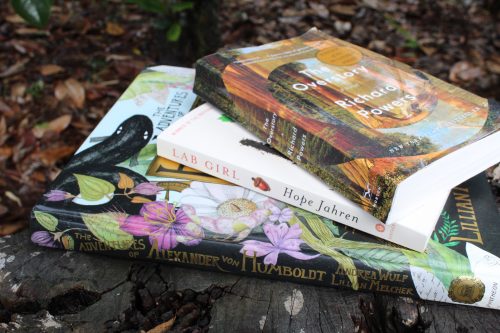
157 103 448 251
194 28 500 223
30 66 500 310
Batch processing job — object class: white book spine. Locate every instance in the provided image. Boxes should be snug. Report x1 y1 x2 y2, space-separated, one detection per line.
157 139 430 251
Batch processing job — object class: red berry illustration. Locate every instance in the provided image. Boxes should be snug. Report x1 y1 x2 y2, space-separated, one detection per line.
252 177 270 191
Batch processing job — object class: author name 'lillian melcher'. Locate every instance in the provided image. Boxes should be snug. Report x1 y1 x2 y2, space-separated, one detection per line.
171 148 359 224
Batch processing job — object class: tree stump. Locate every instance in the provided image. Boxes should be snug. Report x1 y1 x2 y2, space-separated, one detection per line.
1 230 500 332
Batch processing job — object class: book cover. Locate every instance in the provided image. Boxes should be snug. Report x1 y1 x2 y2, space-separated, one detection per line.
157 104 448 251
30 66 500 309
194 28 500 222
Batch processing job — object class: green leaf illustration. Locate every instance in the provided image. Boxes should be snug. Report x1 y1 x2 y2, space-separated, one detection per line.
33 211 58 231
340 248 408 272
74 174 115 201
61 235 74 250
403 240 472 290
137 143 157 161
81 213 134 250
218 114 234 122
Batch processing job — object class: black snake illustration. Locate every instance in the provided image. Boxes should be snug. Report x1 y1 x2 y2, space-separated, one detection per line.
34 115 155 227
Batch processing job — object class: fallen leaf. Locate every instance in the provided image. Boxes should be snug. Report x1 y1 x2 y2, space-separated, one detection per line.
55 79 85 108
147 316 176 333
54 81 68 100
10 82 27 99
449 61 483 82
40 64 64 76
5 14 25 24
33 114 72 138
5 191 22 207
36 145 75 165
0 221 26 236
106 22 125 36
65 78 85 108
0 58 29 78
486 56 500 74
15 28 50 36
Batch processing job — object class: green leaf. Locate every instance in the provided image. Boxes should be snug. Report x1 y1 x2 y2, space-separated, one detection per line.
218 114 234 122
171 1 194 12
432 233 439 242
137 143 157 160
74 174 115 201
324 219 340 236
33 211 58 231
341 247 408 272
166 22 182 42
11 0 53 28
82 213 134 250
403 240 472 290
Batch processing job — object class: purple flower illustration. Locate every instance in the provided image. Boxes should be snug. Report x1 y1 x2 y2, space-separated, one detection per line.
31 231 57 248
268 206 293 223
120 201 203 250
133 182 163 196
44 190 74 201
240 223 319 265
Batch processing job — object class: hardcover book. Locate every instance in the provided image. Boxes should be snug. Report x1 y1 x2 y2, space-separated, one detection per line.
194 28 500 223
30 66 500 310
157 104 448 251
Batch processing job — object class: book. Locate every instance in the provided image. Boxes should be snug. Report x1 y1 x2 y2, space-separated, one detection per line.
30 66 500 310
157 104 448 251
193 28 500 223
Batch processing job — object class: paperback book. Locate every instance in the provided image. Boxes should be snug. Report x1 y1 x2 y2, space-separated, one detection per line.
157 104 447 251
194 28 500 223
30 66 500 310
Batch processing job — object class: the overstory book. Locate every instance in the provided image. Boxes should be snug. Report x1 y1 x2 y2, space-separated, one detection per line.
157 104 447 251
30 66 500 310
193 28 500 224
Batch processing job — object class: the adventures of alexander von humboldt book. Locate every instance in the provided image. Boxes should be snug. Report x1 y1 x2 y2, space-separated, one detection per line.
29 65 500 310
158 103 447 251
194 28 500 224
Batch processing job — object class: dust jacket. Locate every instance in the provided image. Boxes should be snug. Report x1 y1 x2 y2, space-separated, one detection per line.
194 28 500 223
157 104 448 251
30 66 500 310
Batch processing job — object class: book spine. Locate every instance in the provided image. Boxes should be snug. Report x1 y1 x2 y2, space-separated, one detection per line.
193 60 393 222
30 222 498 311
157 139 427 252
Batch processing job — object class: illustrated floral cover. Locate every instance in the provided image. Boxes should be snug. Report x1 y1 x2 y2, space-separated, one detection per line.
194 28 500 222
30 66 500 309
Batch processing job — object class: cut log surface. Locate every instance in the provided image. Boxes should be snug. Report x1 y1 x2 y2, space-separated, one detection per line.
1 230 500 333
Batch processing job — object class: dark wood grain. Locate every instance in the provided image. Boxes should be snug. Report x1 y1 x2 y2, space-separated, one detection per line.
1 230 499 332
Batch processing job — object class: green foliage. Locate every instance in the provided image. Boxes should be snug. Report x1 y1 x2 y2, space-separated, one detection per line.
384 14 419 50
341 247 408 272
26 80 44 98
432 211 460 247
11 0 53 28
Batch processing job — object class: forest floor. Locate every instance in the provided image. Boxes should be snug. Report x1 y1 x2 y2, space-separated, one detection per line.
0 0 499 233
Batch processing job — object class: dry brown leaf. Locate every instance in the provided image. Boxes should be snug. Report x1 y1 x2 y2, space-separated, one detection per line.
54 81 68 100
0 204 7 216
33 114 72 138
146 316 176 333
0 58 29 78
40 64 64 76
55 79 85 108
5 14 25 24
5 191 22 207
106 22 125 36
11 82 27 99
15 28 49 36
0 221 26 237
36 146 76 165
449 61 482 82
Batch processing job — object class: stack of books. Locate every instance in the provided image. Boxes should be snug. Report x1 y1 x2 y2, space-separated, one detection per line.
31 29 500 310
